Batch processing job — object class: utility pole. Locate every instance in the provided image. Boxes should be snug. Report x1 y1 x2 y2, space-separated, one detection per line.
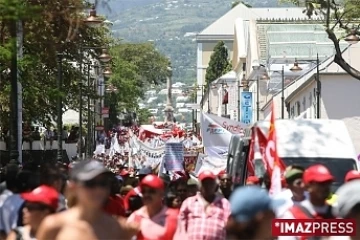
281 65 285 119
316 53 321 119
56 53 63 161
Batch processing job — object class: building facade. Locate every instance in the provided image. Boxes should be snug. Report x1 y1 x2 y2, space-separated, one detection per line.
282 44 360 152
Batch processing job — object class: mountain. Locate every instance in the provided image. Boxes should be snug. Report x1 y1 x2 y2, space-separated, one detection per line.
101 0 285 84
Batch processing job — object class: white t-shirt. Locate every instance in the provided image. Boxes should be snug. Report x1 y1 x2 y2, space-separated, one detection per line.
273 189 309 217
0 190 13 208
0 194 24 234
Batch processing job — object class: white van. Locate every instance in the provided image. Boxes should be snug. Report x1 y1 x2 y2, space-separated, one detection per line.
228 119 359 190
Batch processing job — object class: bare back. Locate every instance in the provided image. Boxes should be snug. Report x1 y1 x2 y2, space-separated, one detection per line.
37 208 132 240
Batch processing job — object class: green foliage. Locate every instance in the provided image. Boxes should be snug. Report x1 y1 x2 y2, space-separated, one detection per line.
232 1 240 8
0 0 109 127
106 42 170 118
137 108 152 125
205 41 232 85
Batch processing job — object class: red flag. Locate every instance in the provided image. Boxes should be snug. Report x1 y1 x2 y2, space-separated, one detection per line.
246 130 255 176
266 102 286 195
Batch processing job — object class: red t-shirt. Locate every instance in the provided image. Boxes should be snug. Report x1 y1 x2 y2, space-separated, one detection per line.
103 195 126 217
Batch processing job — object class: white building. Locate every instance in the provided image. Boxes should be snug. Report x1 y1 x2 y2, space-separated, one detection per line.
270 44 360 153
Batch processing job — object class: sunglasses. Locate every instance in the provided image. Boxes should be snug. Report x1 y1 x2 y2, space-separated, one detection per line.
81 179 110 189
25 203 51 212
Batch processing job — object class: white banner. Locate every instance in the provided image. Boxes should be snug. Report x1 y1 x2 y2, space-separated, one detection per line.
194 147 227 175
200 113 246 148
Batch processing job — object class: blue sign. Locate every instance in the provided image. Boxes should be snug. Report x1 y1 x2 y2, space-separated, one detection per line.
164 142 184 171
240 92 253 124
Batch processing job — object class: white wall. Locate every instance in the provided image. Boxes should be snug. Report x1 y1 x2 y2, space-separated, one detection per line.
286 74 360 153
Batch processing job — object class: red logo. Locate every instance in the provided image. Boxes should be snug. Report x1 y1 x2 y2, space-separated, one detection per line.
272 219 356 237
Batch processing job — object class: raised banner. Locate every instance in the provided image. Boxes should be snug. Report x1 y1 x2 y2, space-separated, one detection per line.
164 142 184 171
200 113 247 148
240 92 253 125
194 147 227 175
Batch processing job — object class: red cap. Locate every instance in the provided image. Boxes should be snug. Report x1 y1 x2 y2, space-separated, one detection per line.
303 165 334 184
217 170 226 177
140 174 164 189
345 170 360 182
246 176 260 184
21 185 59 211
119 169 130 176
198 170 216 181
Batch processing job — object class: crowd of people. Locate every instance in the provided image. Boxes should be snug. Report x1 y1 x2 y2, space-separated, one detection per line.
0 158 359 240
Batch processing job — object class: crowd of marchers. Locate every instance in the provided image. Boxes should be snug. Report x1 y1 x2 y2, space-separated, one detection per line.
0 159 359 240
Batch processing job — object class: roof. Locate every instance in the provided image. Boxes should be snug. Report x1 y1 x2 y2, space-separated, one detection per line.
198 4 320 37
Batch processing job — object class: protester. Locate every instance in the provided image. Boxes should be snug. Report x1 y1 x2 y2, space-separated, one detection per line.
186 178 198 197
39 163 67 212
175 170 230 240
226 186 282 240
245 176 260 186
6 185 58 240
344 170 360 183
0 171 38 237
36 160 136 240
123 166 152 211
103 175 126 217
330 179 360 240
274 165 307 216
218 173 232 199
128 175 178 240
279 164 335 240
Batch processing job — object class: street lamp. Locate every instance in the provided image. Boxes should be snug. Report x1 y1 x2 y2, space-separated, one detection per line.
290 59 302 72
103 67 113 78
290 55 321 119
98 49 112 63
83 6 103 28
344 30 360 44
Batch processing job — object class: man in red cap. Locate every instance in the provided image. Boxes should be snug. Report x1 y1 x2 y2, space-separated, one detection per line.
174 170 230 240
127 174 178 240
279 164 335 240
345 170 360 182
246 176 260 186
7 185 59 240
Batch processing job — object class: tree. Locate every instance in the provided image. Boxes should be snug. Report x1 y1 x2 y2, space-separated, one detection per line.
137 108 152 125
105 42 170 122
231 1 240 8
0 0 110 126
288 0 360 81
205 41 232 86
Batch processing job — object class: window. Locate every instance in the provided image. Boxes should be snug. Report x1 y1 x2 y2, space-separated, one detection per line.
290 106 295 118
296 101 301 116
302 97 306 111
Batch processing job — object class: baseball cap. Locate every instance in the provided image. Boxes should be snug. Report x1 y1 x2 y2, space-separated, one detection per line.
284 167 304 181
230 186 284 222
198 170 216 181
70 160 111 182
332 179 360 218
137 166 152 176
246 176 260 184
140 174 164 189
303 164 334 184
21 185 59 211
345 170 360 182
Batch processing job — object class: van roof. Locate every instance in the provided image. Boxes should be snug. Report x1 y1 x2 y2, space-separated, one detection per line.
255 119 357 160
